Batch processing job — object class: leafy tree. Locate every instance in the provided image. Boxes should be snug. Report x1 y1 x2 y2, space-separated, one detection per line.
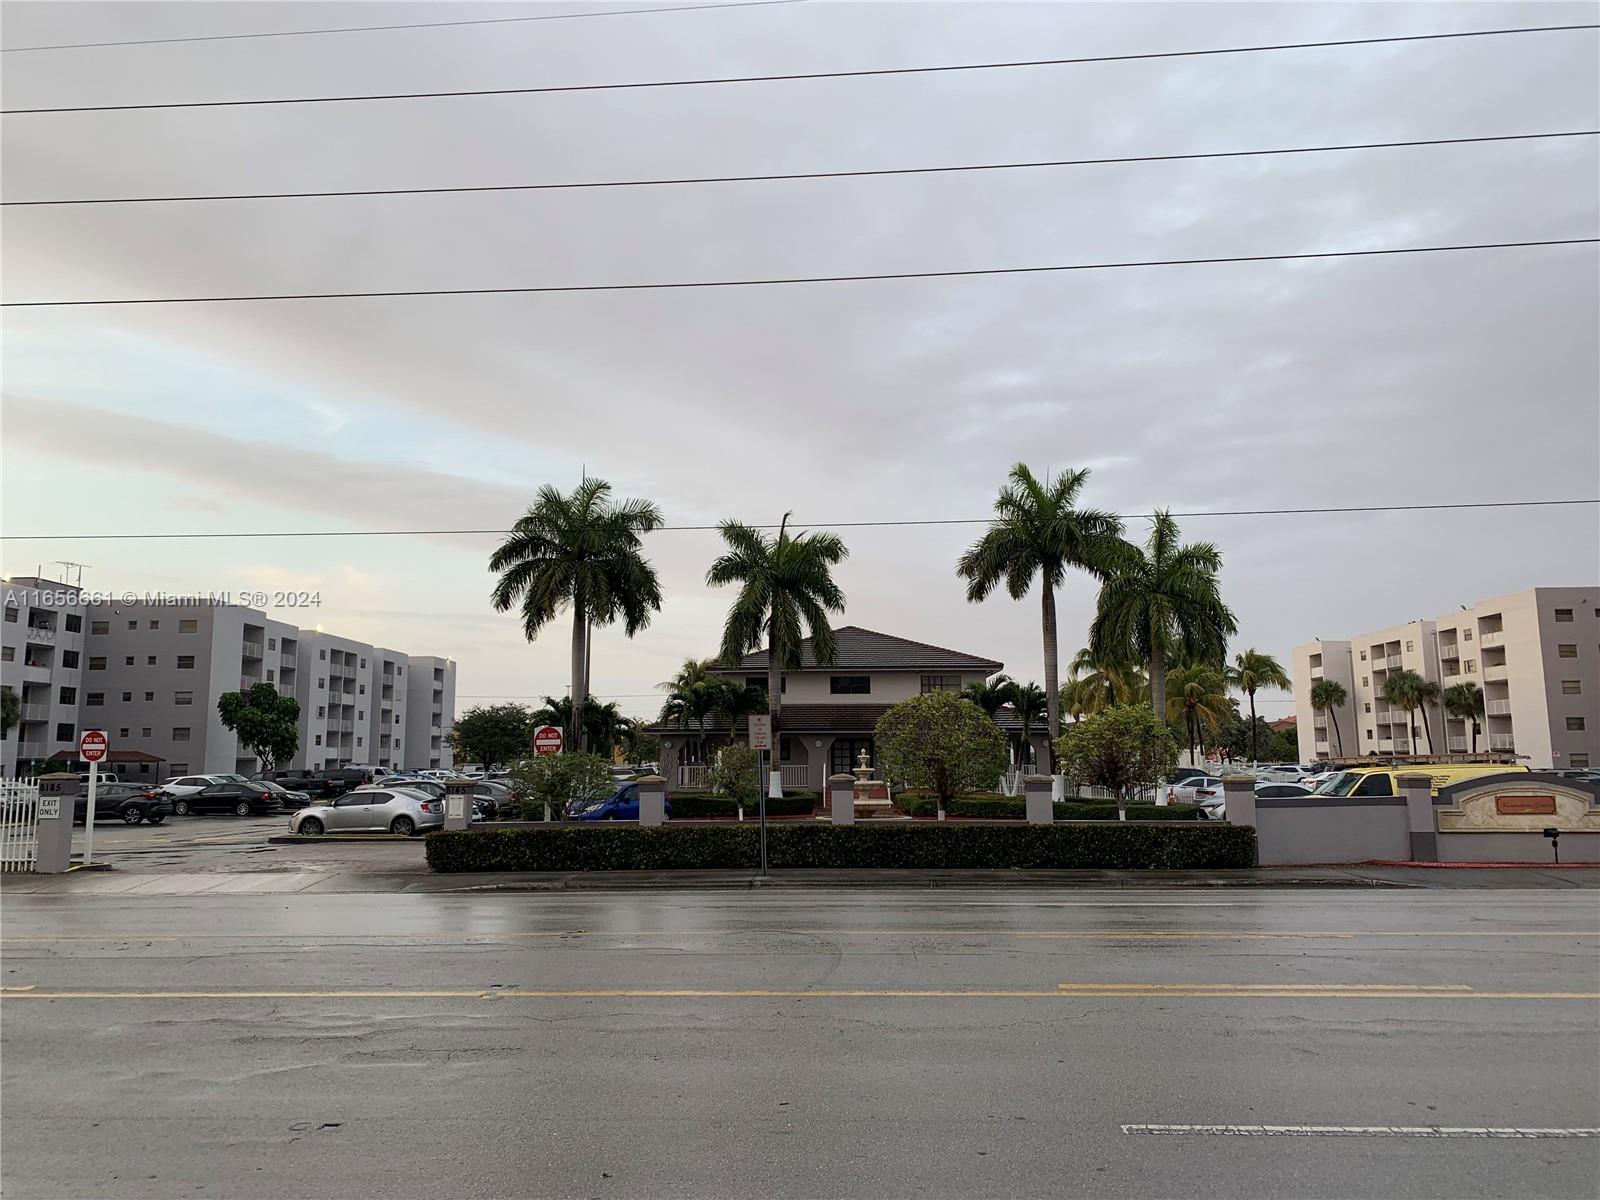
619 722 661 768
707 513 847 794
1443 682 1485 753
1003 680 1048 768
1382 669 1438 753
709 743 761 816
1164 664 1230 763
216 684 301 771
874 691 1009 815
509 751 613 821
960 673 1013 720
957 464 1125 768
0 685 18 739
449 703 533 770
1089 510 1237 739
1056 703 1179 808
490 477 663 753
1061 647 1146 719
1225 649 1291 763
1310 678 1347 757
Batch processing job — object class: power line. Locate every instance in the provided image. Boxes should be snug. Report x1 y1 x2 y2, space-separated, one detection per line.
5 238 1594 308
4 23 1592 115
0 0 809 53
9 129 1592 207
4 499 1595 542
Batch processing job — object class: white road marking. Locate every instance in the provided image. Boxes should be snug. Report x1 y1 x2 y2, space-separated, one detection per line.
1122 1124 1600 1138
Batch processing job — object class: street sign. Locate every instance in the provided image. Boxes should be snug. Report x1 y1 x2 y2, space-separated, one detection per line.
79 729 108 763
748 715 773 752
533 725 564 756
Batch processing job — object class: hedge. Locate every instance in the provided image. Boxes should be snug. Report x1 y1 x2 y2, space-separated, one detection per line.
667 791 817 819
891 795 1205 821
425 821 1256 872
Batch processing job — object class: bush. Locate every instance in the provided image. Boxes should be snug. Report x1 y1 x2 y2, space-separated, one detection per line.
708 744 761 810
1057 705 1179 803
426 822 1256 872
874 691 1009 805
508 752 613 820
666 790 816 819
891 794 1205 821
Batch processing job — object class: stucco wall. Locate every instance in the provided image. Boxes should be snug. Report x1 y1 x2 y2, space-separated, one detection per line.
1254 797 1410 866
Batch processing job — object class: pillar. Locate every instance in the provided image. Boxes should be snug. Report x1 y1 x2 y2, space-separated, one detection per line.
1398 771 1437 862
1220 775 1256 828
34 774 77 874
1023 774 1054 825
637 775 666 827
828 774 855 826
443 778 475 829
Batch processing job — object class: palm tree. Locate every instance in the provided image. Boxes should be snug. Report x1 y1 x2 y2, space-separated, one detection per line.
1062 647 1147 719
532 695 626 755
960 673 1014 721
1443 682 1485 753
657 659 722 757
1225 649 1291 764
490 478 663 752
1309 678 1347 757
957 464 1125 768
715 680 769 749
1089 510 1237 732
1165 664 1230 764
1004 680 1048 769
707 513 847 795
1382 669 1438 754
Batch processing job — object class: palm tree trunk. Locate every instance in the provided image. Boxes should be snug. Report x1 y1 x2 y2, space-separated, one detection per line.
570 598 587 754
1419 704 1435 753
1149 643 1166 738
1470 720 1479 754
1041 584 1060 771
1328 708 1342 756
1247 688 1258 764
767 637 782 798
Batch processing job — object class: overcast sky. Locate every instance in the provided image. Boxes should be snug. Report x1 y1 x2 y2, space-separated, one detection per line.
3 0 1596 722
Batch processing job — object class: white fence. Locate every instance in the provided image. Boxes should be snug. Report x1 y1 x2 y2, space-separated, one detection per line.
678 763 815 790
1 781 43 872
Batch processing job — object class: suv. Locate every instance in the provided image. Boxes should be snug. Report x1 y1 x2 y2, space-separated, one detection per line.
75 784 173 825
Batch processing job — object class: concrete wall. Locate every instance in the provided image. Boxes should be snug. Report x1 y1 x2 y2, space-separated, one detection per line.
1434 832 1599 862
1253 796 1411 866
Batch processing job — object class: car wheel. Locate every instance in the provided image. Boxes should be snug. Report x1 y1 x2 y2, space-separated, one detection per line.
233 800 252 817
390 815 416 836
122 807 145 825
173 799 191 816
298 816 324 835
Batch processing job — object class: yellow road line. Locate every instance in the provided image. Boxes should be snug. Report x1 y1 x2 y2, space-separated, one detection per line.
1055 983 1475 992
3 988 1597 1001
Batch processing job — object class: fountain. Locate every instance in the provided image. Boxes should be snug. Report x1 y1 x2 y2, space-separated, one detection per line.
851 746 892 816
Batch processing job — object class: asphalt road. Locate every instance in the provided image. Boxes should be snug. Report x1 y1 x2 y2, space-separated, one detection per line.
2 888 1598 1199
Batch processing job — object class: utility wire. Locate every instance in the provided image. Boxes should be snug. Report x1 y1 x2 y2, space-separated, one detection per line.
3 24 1593 115
5 238 1594 308
8 130 1591 207
4 499 1595 542
0 0 809 53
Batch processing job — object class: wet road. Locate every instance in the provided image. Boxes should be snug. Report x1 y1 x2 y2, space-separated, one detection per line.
3 888 1597 1199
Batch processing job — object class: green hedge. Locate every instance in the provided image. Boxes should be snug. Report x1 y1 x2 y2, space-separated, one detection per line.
426 821 1256 872
667 791 817 819
891 795 1205 821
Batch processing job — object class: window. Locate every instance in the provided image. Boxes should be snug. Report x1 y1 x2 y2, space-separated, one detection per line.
174 692 193 706
171 764 188 775
397 666 402 675
1405 640 1413 652
123 656 134 666
118 728 129 738
177 656 195 669
920 674 962 693
1353 773 1395 797
90 620 110 635
1563 680 1583 695
64 614 82 632
360 657 366 668
88 656 106 671
1366 729 1374 740
315 734 322 746
319 649 326 660
267 637 276 650
830 675 871 695
1465 660 1476 673
358 710 364 720
121 692 131 702
1567 717 1587 731
743 676 784 694
172 727 191 742
62 650 79 668
127 619 137 630
1359 649 1367 660
148 620 159 630
85 693 104 707
357 737 363 747
144 691 154 702
1363 702 1372 713
179 619 198 634
55 723 74 742
1361 676 1368 688
1 647 11 662
1572 754 1591 768
267 670 274 683
318 678 325 690
1558 644 1578 658
779 734 792 762
317 706 325 719
1555 608 1574 622
146 656 156 666
141 728 151 738
3 606 16 623
1463 629 1472 641
59 686 76 704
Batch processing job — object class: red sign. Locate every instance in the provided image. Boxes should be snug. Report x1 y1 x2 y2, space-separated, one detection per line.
79 729 109 763
533 725 564 756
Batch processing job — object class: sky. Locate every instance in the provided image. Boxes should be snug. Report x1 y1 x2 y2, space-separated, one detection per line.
2 0 1597 726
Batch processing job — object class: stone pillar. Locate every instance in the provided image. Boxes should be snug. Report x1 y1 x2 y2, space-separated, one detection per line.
637 776 666 826
1221 775 1256 828
1398 772 1437 862
1022 774 1054 825
443 778 475 829
828 774 855 826
35 774 78 874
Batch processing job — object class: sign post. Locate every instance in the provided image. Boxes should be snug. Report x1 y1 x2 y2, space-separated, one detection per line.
79 729 108 867
748 716 773 876
532 725 564 757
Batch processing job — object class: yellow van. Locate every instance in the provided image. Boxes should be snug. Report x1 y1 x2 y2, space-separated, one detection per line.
1312 763 1528 798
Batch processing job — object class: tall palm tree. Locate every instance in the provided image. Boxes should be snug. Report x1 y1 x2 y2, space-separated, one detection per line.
715 680 770 749
1382 669 1438 754
1004 680 1048 768
1062 647 1147 719
1165 664 1230 764
1443 682 1485 753
707 513 847 795
1225 649 1291 764
960 673 1014 721
957 464 1125 768
1309 678 1347 757
531 694 626 754
1089 510 1237 732
490 478 663 752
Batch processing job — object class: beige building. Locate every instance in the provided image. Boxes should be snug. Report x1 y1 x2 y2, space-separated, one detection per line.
1293 587 1600 769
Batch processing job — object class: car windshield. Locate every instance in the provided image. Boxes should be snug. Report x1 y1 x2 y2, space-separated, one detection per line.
1313 771 1361 797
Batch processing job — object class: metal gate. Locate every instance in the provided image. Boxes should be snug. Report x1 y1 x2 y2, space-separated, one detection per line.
1 780 43 872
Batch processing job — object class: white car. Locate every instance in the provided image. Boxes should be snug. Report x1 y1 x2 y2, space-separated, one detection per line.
1255 764 1316 784
158 774 234 799
1167 776 1225 808
289 786 444 836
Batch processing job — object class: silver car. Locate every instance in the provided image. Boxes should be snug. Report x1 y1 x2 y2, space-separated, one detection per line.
288 786 444 836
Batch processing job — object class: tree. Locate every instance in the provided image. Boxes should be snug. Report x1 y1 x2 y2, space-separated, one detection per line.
960 673 1013 721
1443 682 1485 753
508 751 613 821
1225 649 1291 764
1089 510 1237 735
873 691 1009 816
450 703 534 770
619 722 661 768
0 685 18 739
1003 680 1048 768
1310 678 1347 757
1382 669 1438 754
1164 664 1229 764
489 477 663 753
714 680 769 749
1056 703 1179 809
957 464 1125 769
707 513 847 796
709 743 761 817
217 683 301 772
531 695 625 757
1061 647 1146 719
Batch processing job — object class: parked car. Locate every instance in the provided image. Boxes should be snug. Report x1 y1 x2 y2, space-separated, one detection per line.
566 782 671 822
75 784 172 825
158 774 234 799
172 782 282 817
470 780 516 819
289 788 444 836
77 771 121 785
1255 764 1316 784
258 781 313 810
1167 776 1224 806
1254 782 1312 798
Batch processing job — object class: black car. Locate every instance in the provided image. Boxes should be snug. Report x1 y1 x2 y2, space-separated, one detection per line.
172 782 282 817
75 784 173 826
257 780 314 809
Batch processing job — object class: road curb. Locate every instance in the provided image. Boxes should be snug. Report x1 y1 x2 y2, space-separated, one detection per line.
266 834 420 844
430 871 1421 892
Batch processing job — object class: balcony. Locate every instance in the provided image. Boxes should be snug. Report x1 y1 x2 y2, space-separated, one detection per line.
239 676 259 691
1480 631 1504 648
1315 741 1330 754
19 704 50 722
1482 665 1508 682
280 655 297 670
1447 737 1469 751
241 640 264 659
1488 734 1515 751
1485 699 1513 716
17 741 48 759
1439 643 1460 659
1381 655 1404 670
1309 666 1324 679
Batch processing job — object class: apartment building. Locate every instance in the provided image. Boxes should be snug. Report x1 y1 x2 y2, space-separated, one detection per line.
1293 587 1600 769
1 578 87 778
403 656 457 771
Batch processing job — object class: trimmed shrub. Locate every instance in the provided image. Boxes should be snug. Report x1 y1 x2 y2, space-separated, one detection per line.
667 791 817 819
890 794 1204 821
425 821 1256 872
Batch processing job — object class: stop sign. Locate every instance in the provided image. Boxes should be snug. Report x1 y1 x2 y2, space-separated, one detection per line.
532 725 564 756
80 729 109 763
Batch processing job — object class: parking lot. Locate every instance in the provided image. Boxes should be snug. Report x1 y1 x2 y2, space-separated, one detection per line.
70 812 429 874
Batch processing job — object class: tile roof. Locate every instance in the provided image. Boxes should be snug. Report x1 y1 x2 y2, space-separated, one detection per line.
716 626 1002 674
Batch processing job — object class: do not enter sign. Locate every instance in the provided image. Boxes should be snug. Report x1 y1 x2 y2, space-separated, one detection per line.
533 725 564 756
79 729 109 763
